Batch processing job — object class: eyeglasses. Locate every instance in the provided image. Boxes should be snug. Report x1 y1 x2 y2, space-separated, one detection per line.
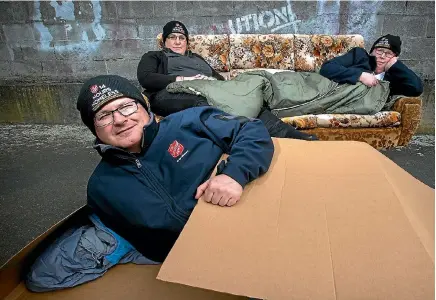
167 34 186 42
94 101 138 127
374 48 395 58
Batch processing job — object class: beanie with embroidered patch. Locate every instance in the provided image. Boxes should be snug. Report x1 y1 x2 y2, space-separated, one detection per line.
76 75 148 135
370 34 402 56
162 21 189 43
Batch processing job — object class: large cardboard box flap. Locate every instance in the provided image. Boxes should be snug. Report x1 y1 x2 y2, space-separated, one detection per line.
158 139 435 300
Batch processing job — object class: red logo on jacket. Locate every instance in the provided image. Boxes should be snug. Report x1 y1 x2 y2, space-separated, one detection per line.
168 140 184 158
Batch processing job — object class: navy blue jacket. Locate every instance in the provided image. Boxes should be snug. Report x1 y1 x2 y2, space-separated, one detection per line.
319 47 423 97
87 107 274 262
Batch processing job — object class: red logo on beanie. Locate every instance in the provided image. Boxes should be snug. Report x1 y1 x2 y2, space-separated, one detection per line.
90 85 99 94
168 140 184 158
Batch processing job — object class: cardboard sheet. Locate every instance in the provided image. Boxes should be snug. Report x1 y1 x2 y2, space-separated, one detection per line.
158 139 435 300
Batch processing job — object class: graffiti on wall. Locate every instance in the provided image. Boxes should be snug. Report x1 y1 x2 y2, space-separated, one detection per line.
33 0 106 52
222 0 380 41
228 0 301 34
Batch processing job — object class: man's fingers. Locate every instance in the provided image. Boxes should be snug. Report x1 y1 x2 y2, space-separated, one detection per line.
204 188 214 203
218 196 230 207
226 197 239 207
195 180 209 199
212 194 222 205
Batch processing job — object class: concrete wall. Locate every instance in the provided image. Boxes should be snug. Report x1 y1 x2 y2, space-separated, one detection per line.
0 1 434 132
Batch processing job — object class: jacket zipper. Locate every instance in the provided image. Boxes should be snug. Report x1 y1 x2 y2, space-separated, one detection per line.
134 158 189 224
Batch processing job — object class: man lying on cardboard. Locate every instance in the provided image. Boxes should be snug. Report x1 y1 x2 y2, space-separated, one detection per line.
25 75 274 291
79 75 274 261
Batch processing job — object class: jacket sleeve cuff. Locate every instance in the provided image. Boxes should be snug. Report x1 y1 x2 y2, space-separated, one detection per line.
220 165 249 188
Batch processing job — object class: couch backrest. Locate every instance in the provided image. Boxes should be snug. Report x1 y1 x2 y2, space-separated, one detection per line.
156 33 364 73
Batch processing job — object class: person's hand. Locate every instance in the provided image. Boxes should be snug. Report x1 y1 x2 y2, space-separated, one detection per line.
195 174 243 207
182 74 209 81
359 72 379 87
384 56 398 71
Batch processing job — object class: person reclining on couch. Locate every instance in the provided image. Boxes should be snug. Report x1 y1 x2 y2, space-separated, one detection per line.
319 34 423 97
137 20 317 141
76 75 274 263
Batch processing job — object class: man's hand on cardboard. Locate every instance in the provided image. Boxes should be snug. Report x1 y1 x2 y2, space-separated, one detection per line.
359 72 379 87
195 174 243 207
384 57 398 71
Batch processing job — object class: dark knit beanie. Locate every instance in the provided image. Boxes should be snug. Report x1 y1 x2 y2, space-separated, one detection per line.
76 75 148 135
370 34 402 56
162 20 189 43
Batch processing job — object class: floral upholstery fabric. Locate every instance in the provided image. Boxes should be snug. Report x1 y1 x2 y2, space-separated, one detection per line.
281 115 317 129
301 127 401 150
293 34 364 72
316 111 401 128
229 34 294 70
156 33 230 72
281 112 400 129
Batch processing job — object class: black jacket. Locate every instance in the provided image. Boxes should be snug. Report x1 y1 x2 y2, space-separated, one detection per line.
137 50 225 95
319 47 423 97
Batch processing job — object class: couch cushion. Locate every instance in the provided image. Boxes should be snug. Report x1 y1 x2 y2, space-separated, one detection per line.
156 34 230 72
316 111 401 128
281 115 317 129
294 34 364 72
229 34 294 70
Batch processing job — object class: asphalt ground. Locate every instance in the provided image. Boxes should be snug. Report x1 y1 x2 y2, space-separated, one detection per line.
0 124 434 266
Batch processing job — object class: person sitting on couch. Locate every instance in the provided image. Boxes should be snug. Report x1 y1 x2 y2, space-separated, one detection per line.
137 20 318 141
319 34 423 97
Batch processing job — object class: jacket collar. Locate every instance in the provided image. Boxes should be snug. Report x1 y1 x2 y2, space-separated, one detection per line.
93 112 159 162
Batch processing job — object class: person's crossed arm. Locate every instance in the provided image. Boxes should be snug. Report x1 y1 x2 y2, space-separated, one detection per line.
190 107 274 207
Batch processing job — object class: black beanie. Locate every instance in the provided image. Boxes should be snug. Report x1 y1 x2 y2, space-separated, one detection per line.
76 75 148 135
370 34 402 56
162 21 189 43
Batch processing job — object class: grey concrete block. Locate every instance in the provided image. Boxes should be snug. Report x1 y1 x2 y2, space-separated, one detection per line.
41 59 74 79
383 16 427 37
11 60 42 76
73 1 96 21
0 1 31 24
233 1 279 16
0 43 14 61
376 1 406 15
138 23 164 40
197 1 235 16
0 26 4 42
174 1 194 17
427 17 435 38
406 1 435 16
17 41 57 61
340 14 383 42
153 2 176 17
100 1 118 20
105 59 139 80
402 59 435 80
116 2 154 19
101 22 138 40
70 60 107 79
53 42 94 60
0 61 11 77
2 24 36 42
91 40 123 60
401 37 435 60
121 38 157 60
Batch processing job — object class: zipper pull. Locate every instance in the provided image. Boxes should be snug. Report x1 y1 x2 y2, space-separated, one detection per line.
135 159 142 168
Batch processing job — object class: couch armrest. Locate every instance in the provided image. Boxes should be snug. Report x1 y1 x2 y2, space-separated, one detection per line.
392 96 422 113
393 97 422 146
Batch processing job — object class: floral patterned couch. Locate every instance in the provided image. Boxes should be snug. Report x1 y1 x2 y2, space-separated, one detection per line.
156 34 422 149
